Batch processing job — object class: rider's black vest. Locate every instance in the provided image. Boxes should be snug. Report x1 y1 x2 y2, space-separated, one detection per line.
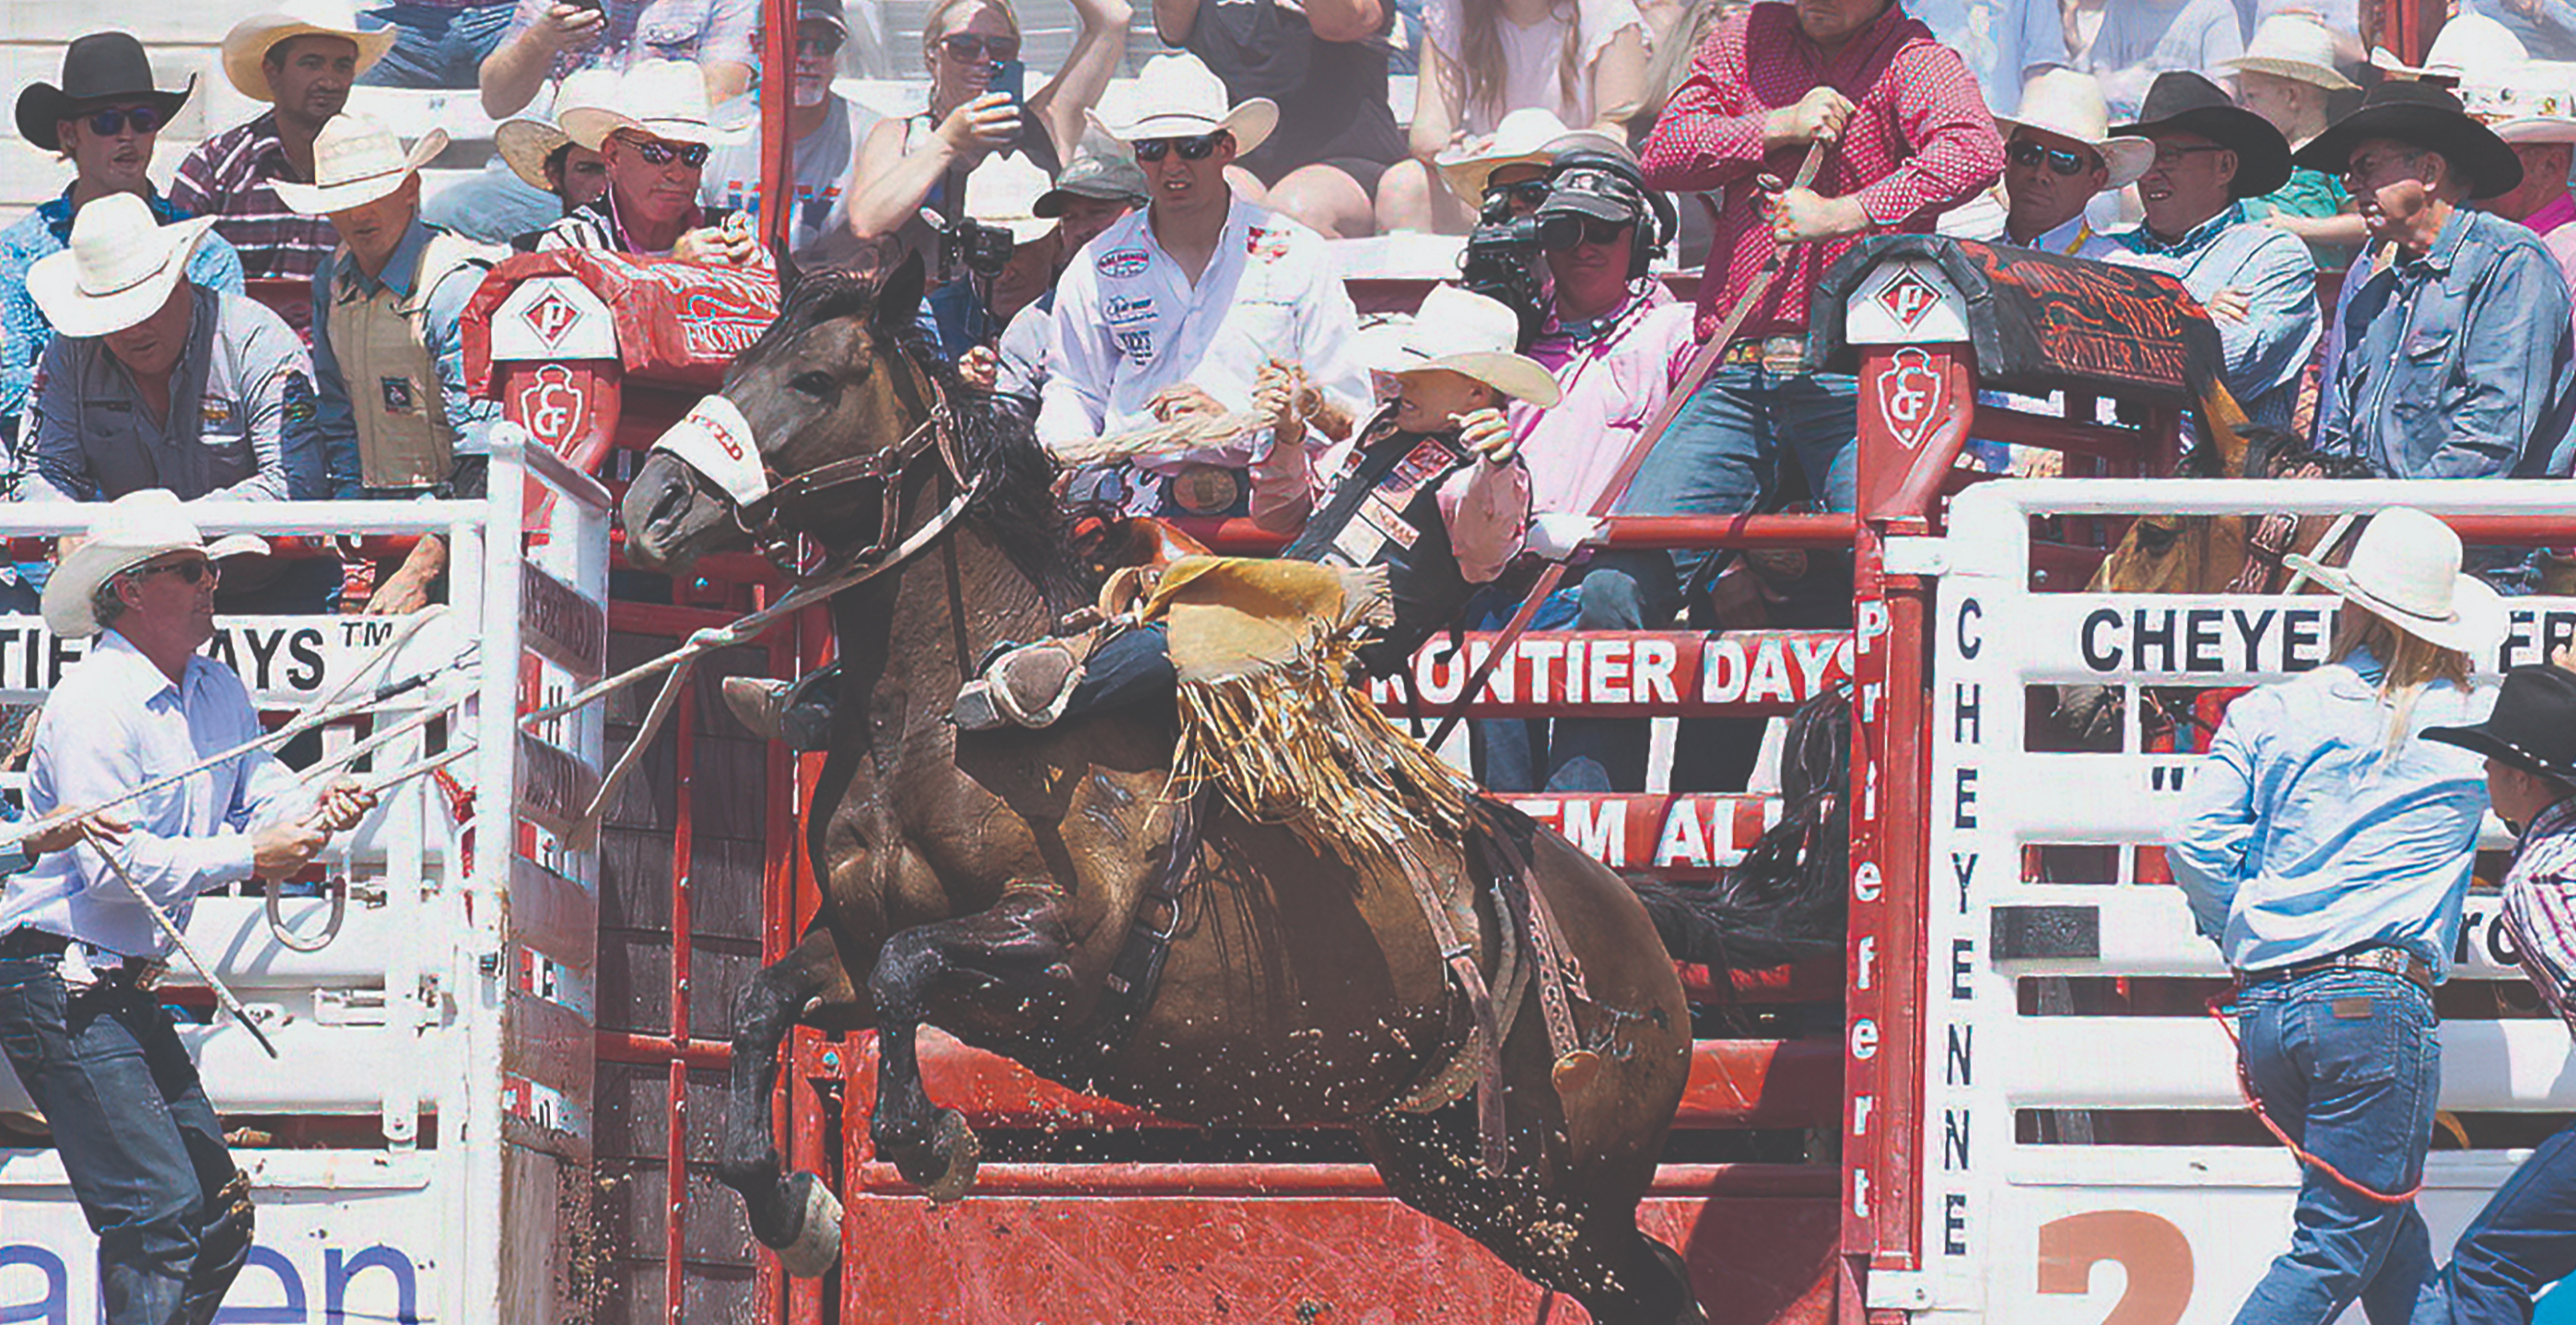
1281 410 1482 681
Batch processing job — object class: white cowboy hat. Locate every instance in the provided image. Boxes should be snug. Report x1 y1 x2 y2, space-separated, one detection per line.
1093 53 1276 156
27 193 217 339
2281 506 2506 654
560 60 743 151
1378 286 1562 406
221 0 395 101
2373 13 2526 80
1434 108 1625 205
275 114 445 215
2468 61 2576 141
42 490 267 639
2226 15 2360 91
1996 70 2155 188
495 67 625 192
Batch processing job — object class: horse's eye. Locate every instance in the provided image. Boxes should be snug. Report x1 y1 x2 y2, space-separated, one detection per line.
790 370 837 400
2135 521 2181 551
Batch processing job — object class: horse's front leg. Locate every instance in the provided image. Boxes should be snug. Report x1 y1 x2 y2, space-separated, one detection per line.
868 887 1083 1202
714 926 855 1276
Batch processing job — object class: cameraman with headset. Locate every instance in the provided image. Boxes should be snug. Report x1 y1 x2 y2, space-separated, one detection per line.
1464 144 1699 793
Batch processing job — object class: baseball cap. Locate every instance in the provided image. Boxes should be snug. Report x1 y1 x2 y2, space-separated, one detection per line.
1034 153 1151 217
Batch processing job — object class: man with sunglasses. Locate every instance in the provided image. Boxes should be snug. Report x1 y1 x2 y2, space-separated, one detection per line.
3 34 249 462
699 0 881 259
2089 71 2319 434
537 61 768 265
1993 70 2148 255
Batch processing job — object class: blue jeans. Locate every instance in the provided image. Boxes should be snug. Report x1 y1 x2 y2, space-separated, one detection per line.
1620 366 1859 586
0 952 252 1324
2425 1114 2576 1323
1469 552 1678 792
2231 967 2441 1325
356 3 515 88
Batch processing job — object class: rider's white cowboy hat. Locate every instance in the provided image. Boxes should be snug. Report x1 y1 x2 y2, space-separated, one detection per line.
1995 70 2155 188
1379 286 1562 407
275 114 446 215
43 490 266 639
2282 506 2506 654
560 60 743 151
494 67 623 191
220 0 394 101
27 193 217 338
1093 53 1276 156
1435 108 1626 205
2225 15 2359 91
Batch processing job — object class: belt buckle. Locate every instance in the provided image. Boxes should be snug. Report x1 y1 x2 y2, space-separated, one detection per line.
1166 463 1244 517
1760 335 1807 373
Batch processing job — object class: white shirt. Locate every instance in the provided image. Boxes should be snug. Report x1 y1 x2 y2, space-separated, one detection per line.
1421 0 1647 134
3 631 311 960
996 295 1055 401
1039 194 1370 470
2006 212 2098 256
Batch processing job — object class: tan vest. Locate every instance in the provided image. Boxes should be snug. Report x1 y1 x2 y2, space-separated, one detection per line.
329 231 498 490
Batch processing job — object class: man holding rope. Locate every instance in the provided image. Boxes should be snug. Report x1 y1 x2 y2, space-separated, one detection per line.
0 490 372 1325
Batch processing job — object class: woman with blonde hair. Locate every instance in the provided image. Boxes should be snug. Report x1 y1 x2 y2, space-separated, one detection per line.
2172 506 2502 1325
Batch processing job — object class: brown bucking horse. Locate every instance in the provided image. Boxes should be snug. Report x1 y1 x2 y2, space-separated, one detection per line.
617 257 1835 1322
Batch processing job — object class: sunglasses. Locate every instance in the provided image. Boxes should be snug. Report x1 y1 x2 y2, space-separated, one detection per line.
2009 140 2095 176
1484 180 1552 209
1543 216 1636 249
624 136 711 168
130 557 217 586
936 32 1020 61
1133 133 1226 163
83 104 165 137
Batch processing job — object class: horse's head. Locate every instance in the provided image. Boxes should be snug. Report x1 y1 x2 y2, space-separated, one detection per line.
623 254 939 575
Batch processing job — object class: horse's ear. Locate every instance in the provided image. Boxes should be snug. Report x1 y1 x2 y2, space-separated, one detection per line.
877 251 927 332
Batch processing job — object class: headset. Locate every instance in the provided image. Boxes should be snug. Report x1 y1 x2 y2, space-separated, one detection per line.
1546 148 1680 281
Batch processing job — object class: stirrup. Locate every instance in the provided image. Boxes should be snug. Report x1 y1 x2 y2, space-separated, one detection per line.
954 639 1084 732
721 662 841 751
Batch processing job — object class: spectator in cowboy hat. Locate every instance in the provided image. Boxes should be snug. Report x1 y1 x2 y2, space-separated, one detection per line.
425 64 616 249
989 151 1150 399
2302 79 2576 482
1040 53 1369 521
1383 107 1622 234
2462 66 2576 284
171 0 395 297
2417 662 2576 1324
283 115 503 611
2174 506 2503 1325
0 488 373 1325
535 60 767 264
2226 14 2371 255
1 32 248 453
479 0 758 120
1993 69 2150 253
699 0 884 261
2086 71 2320 436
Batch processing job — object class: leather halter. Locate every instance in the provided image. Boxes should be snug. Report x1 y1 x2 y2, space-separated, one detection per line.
731 355 970 573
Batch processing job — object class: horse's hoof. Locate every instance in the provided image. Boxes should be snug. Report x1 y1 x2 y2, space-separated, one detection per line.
921 1108 983 1205
774 1171 843 1278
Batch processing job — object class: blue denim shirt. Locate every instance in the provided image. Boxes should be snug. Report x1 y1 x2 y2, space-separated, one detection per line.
308 217 500 498
2171 648 2495 977
2316 206 2576 479
2084 204 2320 434
0 188 246 446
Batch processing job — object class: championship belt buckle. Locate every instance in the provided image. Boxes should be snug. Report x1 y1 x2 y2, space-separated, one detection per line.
1166 464 1244 517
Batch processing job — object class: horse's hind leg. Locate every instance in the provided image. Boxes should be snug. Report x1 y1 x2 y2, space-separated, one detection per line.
714 926 853 1276
868 889 1082 1202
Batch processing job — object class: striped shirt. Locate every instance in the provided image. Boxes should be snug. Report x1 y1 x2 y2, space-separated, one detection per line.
2500 797 2576 1039
170 111 343 298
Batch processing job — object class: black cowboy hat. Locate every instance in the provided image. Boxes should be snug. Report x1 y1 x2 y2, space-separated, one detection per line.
16 32 193 153
2426 664 2576 785
2293 78 2523 200
2113 71 2294 198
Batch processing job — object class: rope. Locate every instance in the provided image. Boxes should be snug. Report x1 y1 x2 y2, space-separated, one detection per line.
76 821 281 1061
2205 986 2427 1204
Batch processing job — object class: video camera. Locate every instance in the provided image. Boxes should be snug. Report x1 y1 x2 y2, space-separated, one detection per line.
933 214 1018 284
1459 202 1577 352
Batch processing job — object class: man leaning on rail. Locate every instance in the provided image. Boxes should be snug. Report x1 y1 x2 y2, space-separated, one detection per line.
0 491 374 1325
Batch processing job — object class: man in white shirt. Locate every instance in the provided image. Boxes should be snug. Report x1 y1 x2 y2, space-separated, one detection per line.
1040 53 1369 518
0 491 370 1324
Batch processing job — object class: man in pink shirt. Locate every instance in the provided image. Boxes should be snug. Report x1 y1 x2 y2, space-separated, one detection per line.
2483 105 2576 294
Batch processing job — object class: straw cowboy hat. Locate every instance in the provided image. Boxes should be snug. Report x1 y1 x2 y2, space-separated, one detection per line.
1434 108 1625 205
2281 507 2505 654
1996 70 2155 188
16 31 195 153
42 490 266 639
275 114 445 215
2296 77 2524 198
560 60 740 151
27 193 217 339
1093 53 1276 155
2114 71 2295 197
494 67 624 191
221 0 394 102
2226 15 2360 91
1379 286 1562 406
2426 664 2576 785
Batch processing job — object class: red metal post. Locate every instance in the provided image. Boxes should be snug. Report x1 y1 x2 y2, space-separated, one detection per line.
758 0 797 258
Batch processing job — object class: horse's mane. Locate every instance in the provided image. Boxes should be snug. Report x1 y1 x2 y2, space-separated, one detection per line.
751 270 1104 610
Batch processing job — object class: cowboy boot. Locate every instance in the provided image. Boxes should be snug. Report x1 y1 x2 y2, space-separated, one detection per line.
721 663 842 751
954 639 1086 732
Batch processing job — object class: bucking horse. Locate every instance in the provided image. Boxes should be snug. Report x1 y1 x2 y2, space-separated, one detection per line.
616 256 1838 1323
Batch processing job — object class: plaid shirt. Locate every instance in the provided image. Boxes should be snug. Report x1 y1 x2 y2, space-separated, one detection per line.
2500 797 2576 1039
1638 1 2004 343
170 111 342 294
